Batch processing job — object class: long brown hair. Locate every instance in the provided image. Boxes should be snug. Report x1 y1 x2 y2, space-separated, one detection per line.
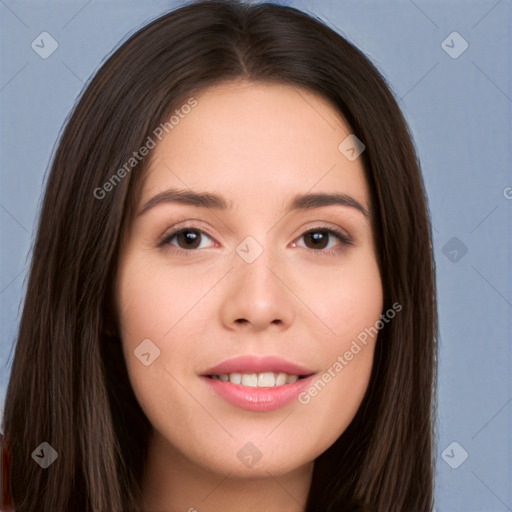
1 1 437 510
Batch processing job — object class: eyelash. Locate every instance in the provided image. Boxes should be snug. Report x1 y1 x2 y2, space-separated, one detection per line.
158 223 353 257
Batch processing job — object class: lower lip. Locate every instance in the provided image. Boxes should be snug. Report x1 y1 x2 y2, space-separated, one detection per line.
202 375 315 412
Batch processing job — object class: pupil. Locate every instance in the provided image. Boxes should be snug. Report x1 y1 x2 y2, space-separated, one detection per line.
307 231 327 249
179 230 200 248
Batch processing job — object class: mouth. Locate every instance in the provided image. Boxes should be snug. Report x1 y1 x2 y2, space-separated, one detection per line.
201 355 316 411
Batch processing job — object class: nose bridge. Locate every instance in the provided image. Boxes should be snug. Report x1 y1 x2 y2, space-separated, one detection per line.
218 232 295 330
233 233 281 293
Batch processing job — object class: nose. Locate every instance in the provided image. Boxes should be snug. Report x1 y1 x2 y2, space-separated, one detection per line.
218 242 296 333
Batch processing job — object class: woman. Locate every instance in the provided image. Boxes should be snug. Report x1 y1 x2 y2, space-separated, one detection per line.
1 0 437 510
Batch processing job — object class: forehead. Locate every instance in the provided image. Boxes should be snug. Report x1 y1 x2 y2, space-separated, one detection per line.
140 80 369 211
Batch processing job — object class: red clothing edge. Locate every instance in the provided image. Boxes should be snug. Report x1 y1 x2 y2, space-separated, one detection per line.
0 433 15 511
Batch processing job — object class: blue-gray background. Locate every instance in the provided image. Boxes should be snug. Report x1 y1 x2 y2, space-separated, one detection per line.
1 1 510 510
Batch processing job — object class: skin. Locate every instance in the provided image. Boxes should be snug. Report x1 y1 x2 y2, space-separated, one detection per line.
115 80 383 512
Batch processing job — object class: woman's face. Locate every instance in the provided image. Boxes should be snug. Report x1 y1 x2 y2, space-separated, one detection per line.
115 80 383 479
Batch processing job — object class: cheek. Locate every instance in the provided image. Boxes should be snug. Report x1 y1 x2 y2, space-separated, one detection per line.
115 255 214 409
116 254 211 340
115 257 212 443
289 251 382 441
293 247 383 341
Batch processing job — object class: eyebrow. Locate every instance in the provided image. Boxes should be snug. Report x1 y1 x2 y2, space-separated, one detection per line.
138 188 370 219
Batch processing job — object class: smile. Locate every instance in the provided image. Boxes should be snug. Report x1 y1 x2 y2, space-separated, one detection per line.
201 355 316 411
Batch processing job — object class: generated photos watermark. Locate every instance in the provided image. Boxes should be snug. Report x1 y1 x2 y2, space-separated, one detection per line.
298 301 402 405
93 97 198 200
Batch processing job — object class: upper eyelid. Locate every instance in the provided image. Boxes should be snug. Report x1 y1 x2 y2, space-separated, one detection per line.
160 222 216 242
162 217 352 235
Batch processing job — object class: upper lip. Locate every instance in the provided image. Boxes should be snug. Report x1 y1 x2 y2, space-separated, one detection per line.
202 355 314 376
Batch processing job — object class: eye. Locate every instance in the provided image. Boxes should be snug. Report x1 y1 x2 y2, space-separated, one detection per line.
159 224 353 256
160 226 215 253
293 227 353 256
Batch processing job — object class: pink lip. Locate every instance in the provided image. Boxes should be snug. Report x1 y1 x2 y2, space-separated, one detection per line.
201 355 315 412
202 355 314 376
202 374 315 412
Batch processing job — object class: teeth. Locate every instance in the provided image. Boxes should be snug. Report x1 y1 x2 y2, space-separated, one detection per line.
275 372 287 386
211 372 301 387
241 373 258 387
230 372 241 385
257 372 275 387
